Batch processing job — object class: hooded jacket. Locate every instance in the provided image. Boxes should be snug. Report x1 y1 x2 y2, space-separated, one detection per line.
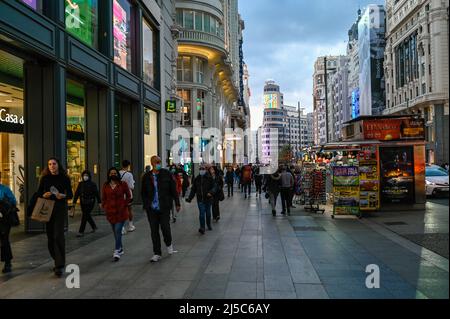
263 173 281 194
73 170 101 205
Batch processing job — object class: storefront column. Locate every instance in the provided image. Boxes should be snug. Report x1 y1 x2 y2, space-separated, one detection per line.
24 62 66 233
97 87 115 181
435 104 449 165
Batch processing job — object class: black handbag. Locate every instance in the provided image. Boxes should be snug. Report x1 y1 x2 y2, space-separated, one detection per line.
9 207 20 227
218 190 225 202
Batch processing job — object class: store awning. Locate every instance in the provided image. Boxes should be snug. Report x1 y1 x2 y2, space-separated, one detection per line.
322 141 382 152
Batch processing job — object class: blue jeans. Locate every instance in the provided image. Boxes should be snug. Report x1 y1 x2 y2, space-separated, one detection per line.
111 222 125 251
197 202 212 230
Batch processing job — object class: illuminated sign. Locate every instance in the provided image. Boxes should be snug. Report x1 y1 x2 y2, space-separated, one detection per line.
165 100 176 113
113 0 129 69
65 0 97 47
363 118 425 141
351 89 360 119
264 94 278 109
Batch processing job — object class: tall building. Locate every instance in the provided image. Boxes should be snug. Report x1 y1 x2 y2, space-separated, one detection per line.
306 112 315 148
313 56 339 146
175 0 245 171
348 10 362 120
383 0 449 165
0 0 176 232
357 4 386 117
330 56 351 141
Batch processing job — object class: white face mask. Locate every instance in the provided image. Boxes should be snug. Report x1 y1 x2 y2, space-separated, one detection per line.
83 175 89 182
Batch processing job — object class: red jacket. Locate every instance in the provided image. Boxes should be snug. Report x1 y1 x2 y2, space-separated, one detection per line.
102 181 131 224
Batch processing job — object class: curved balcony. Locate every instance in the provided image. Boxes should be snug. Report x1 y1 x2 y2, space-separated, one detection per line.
178 30 227 56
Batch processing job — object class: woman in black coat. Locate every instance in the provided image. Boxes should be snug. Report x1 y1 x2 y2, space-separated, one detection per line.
263 171 281 216
72 170 100 237
36 158 73 277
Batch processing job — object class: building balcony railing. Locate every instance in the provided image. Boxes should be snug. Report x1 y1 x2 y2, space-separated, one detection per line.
178 30 226 54
384 92 449 115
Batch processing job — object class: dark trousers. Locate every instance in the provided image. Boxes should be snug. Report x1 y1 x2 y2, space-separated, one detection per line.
227 183 234 196
243 183 251 196
46 207 66 268
280 188 292 214
255 183 262 195
0 225 12 264
289 189 295 207
146 208 172 256
198 202 212 230
79 203 97 233
212 199 220 220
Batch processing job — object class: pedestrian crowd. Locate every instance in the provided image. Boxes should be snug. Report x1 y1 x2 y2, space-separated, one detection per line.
0 156 301 277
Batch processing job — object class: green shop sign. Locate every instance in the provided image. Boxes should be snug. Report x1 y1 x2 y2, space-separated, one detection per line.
166 100 177 113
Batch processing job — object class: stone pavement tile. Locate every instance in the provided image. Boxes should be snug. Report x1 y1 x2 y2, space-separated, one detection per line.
151 280 192 299
289 264 322 284
415 278 449 299
169 267 202 281
190 289 226 299
263 262 291 277
229 267 258 282
225 282 257 299
232 257 259 269
257 282 265 299
264 276 295 292
235 248 259 258
294 284 329 299
324 284 394 299
179 256 207 268
264 290 297 299
196 274 229 291
119 288 160 299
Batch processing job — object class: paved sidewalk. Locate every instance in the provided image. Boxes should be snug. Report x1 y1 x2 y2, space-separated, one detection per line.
0 190 448 299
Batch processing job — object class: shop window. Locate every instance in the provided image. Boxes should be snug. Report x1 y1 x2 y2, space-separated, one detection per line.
113 0 133 72
177 56 193 82
142 19 156 87
65 0 99 49
66 79 86 198
144 108 158 167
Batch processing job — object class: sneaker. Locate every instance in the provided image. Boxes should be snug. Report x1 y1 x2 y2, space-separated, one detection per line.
76 233 84 238
198 228 205 235
54 267 64 277
167 245 178 255
150 255 162 263
128 225 136 232
118 248 124 256
113 251 121 261
207 225 213 231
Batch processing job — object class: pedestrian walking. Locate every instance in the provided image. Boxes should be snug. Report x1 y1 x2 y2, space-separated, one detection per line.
225 166 234 197
209 166 224 222
235 166 241 189
263 170 281 216
241 164 253 199
180 165 190 198
169 164 182 223
71 170 100 237
119 160 136 234
141 156 180 263
101 167 131 262
280 166 294 216
254 167 263 198
36 158 73 277
186 165 217 234
0 182 17 273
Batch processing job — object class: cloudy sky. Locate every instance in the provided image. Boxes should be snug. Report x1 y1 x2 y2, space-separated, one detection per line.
238 0 384 130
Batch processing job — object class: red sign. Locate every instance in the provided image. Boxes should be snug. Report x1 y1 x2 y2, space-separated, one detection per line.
363 118 425 141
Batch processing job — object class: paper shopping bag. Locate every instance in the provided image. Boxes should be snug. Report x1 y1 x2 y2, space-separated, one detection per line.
31 198 55 223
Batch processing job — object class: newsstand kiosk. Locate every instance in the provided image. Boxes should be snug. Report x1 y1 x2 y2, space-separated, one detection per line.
326 115 426 217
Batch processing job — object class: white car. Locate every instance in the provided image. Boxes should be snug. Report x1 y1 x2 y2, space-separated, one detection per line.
425 167 449 197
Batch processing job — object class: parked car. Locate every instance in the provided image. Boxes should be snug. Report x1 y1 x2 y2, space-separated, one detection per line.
425 167 449 197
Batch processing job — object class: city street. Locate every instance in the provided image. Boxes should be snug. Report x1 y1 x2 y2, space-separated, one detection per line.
0 189 448 299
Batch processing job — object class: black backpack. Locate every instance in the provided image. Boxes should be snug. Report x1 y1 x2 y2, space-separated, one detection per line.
0 198 20 227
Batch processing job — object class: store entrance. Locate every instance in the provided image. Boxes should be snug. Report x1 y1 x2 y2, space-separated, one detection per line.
0 49 25 220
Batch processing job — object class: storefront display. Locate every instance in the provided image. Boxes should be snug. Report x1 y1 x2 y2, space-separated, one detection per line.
144 108 158 168
358 145 380 210
332 166 360 217
380 146 415 204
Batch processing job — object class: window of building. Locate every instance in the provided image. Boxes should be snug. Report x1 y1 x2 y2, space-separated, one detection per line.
20 0 42 12
178 89 191 126
184 10 194 29
113 0 133 72
195 57 206 84
195 12 203 31
177 56 193 82
196 90 206 127
142 19 156 87
65 0 99 48
422 83 426 94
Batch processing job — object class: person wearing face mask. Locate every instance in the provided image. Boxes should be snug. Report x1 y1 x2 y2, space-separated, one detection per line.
72 170 100 237
141 156 180 263
186 165 217 234
169 164 182 223
100 167 131 262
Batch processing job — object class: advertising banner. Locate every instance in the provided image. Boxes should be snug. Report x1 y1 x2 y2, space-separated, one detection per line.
359 145 380 210
380 146 415 204
333 166 360 216
363 118 425 141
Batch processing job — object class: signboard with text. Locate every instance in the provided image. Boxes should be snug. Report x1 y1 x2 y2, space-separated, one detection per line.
363 118 425 141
